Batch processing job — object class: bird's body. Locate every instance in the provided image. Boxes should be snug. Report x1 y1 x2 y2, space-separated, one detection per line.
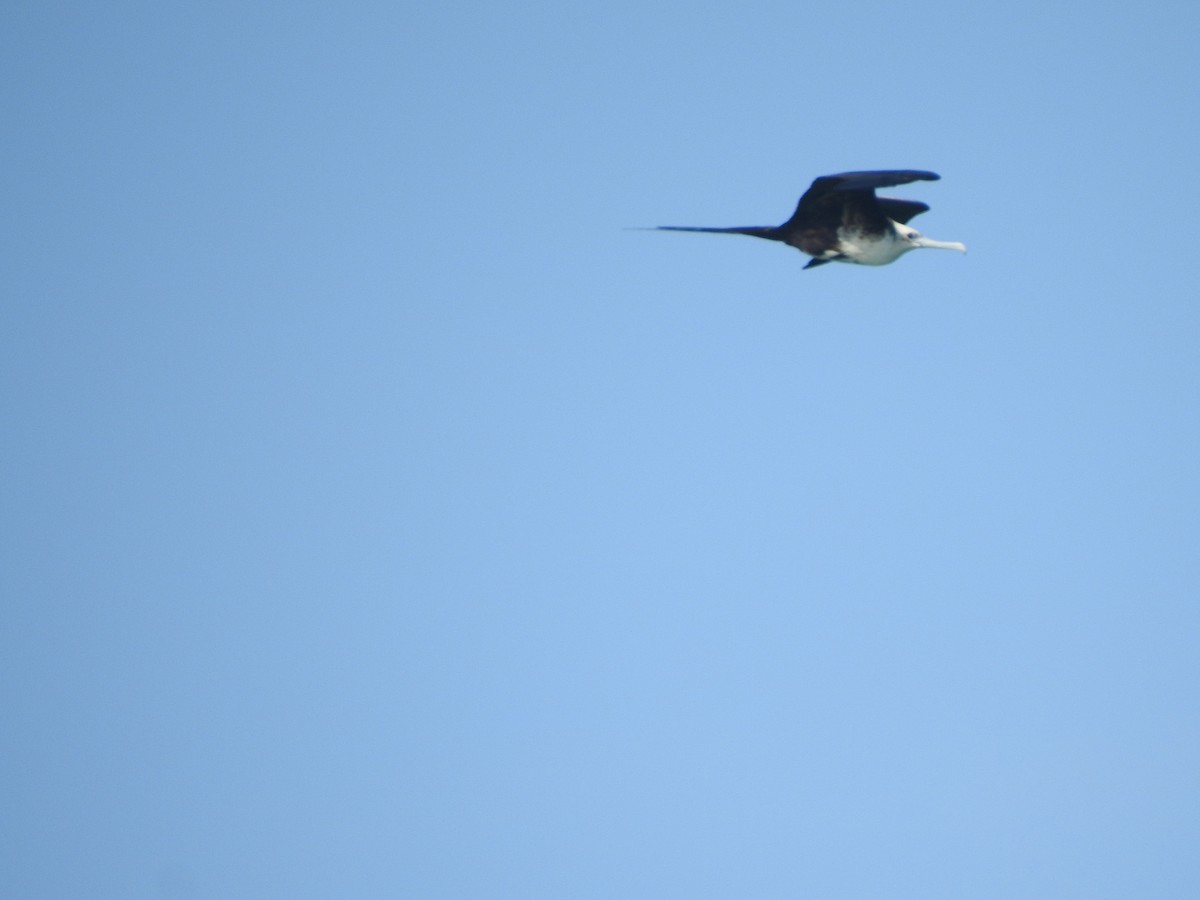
657 170 966 269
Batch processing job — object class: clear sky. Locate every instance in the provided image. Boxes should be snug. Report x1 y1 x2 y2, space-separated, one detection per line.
3 2 1198 898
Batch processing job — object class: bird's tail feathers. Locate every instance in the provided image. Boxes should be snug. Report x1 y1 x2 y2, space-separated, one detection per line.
655 225 783 241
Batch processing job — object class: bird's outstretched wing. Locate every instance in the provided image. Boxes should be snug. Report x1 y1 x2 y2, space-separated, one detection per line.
824 170 940 193
877 198 930 224
783 170 940 229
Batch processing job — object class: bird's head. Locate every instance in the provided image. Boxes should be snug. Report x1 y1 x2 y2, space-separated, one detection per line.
896 223 967 255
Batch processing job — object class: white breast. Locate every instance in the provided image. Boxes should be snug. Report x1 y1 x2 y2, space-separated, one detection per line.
834 227 913 266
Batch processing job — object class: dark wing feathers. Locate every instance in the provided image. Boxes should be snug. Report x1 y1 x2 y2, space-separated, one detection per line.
826 170 940 193
877 198 930 224
783 170 940 231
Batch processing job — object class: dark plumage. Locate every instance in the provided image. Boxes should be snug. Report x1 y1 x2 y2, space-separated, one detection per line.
657 170 965 269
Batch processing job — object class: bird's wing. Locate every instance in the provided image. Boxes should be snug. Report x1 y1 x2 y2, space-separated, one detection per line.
783 170 941 228
826 170 940 193
877 198 930 224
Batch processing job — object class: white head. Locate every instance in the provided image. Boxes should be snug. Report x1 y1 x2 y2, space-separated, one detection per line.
894 220 967 255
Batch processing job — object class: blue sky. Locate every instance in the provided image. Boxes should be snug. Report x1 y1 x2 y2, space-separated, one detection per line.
3 2 1198 898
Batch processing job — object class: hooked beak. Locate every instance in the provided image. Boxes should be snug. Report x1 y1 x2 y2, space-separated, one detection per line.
912 236 967 253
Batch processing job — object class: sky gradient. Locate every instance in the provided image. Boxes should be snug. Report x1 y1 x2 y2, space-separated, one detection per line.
3 2 1199 898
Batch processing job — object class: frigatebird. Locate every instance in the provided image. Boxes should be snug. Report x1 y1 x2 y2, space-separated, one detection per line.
657 170 966 269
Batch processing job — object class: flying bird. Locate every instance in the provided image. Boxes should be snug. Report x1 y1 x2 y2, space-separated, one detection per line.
656 170 966 269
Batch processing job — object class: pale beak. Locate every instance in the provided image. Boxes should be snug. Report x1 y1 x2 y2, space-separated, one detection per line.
912 237 967 253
